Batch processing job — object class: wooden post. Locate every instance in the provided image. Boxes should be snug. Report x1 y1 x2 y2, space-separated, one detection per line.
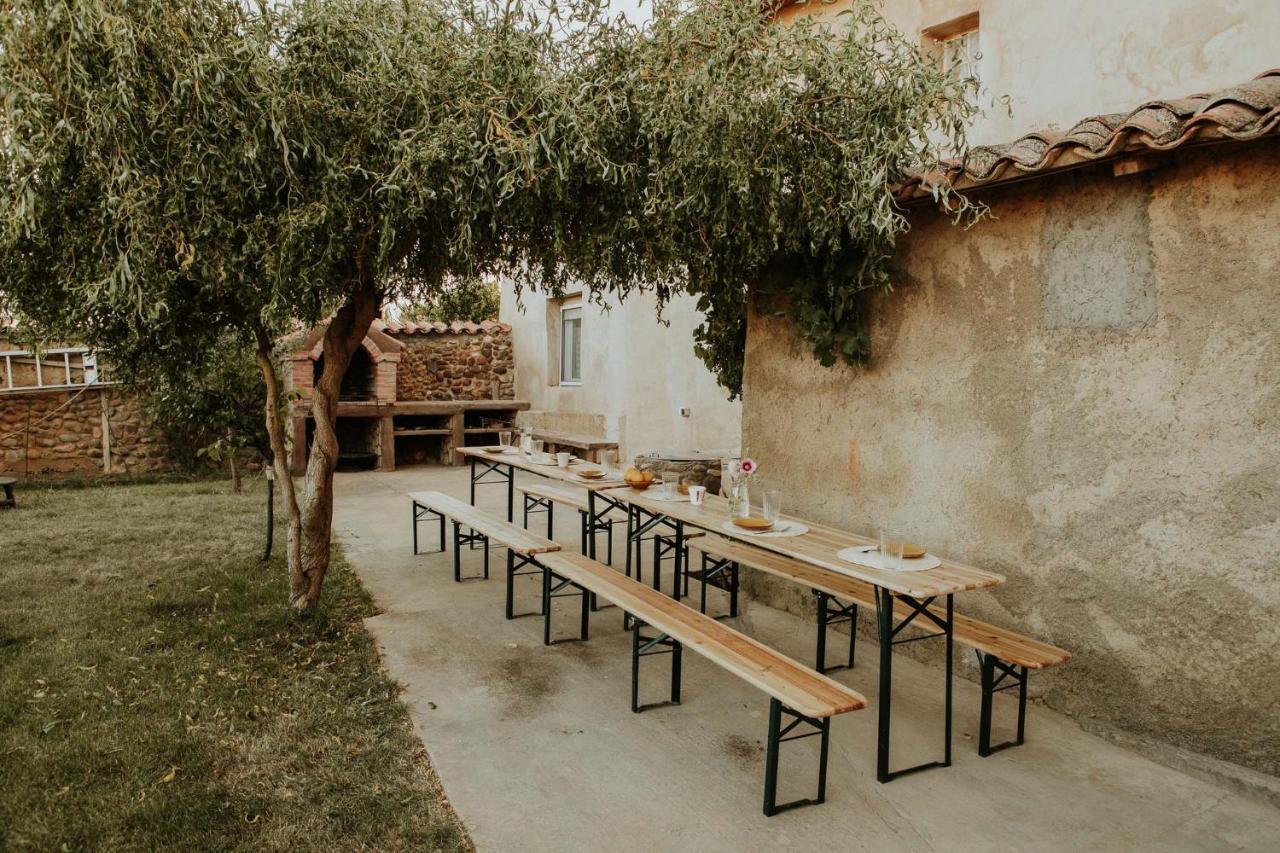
450 411 465 466
100 389 112 474
379 415 395 471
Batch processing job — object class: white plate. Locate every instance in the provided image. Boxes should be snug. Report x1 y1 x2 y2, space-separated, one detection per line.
836 547 940 572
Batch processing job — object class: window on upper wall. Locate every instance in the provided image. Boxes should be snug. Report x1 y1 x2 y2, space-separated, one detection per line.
922 12 980 86
560 303 582 385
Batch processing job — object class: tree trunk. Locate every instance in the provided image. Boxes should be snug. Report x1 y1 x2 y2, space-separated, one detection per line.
228 428 243 493
294 283 381 612
255 326 304 600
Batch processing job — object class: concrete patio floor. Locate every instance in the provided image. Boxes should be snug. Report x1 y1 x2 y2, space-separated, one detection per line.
333 465 1280 852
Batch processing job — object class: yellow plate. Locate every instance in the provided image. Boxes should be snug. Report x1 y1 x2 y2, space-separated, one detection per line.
578 469 605 479
732 517 774 531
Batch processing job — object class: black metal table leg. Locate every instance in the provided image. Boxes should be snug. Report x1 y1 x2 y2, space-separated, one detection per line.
876 586 893 783
875 587 954 782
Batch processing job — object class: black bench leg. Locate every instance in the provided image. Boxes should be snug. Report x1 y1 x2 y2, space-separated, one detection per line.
453 522 462 582
506 550 516 619
978 652 1029 756
630 619 682 713
452 522 488 582
542 568 589 646
412 503 445 556
814 592 859 674
763 698 831 817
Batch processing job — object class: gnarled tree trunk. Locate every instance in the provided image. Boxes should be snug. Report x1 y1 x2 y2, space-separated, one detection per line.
294 282 381 611
255 325 304 600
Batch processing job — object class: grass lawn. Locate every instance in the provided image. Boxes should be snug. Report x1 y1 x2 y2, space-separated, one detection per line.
0 478 470 851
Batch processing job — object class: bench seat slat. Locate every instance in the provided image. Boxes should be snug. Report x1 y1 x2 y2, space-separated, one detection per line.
693 537 1070 671
538 551 865 719
409 491 561 555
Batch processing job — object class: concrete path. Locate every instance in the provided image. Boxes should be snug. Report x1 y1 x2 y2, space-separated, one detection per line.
334 466 1280 852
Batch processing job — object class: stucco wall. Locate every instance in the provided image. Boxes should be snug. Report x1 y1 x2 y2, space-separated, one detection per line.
740 142 1280 777
500 288 741 461
778 0 1280 146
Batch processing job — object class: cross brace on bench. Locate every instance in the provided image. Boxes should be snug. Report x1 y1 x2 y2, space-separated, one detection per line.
411 501 446 556
540 568 590 646
977 651 1028 756
764 699 832 817
814 591 858 674
630 618 682 712
452 521 490 582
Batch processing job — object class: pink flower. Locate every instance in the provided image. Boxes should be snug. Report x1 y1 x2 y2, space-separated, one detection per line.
739 457 757 475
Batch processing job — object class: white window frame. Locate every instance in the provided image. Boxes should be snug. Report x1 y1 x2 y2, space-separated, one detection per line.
559 303 583 386
0 347 103 394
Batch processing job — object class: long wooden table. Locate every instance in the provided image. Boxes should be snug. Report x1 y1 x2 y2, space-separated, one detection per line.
600 487 1003 783
453 445 1006 783
455 446 629 522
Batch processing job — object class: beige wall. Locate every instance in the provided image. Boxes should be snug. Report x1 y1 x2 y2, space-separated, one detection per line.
499 285 740 461
779 0 1280 145
741 142 1280 777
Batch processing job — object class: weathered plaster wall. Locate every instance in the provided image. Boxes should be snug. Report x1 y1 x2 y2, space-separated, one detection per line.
0 387 173 478
500 288 741 461
741 142 1280 777
778 0 1280 146
394 331 514 401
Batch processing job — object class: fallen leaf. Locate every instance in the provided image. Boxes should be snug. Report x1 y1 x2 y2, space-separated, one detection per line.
161 767 178 784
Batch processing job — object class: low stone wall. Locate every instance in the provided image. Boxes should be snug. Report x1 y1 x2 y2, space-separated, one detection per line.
632 454 724 494
0 386 173 478
395 331 514 401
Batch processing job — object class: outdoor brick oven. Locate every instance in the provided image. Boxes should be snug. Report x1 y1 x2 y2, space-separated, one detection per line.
287 319 526 473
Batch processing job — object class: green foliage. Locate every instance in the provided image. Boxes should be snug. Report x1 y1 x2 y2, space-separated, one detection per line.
546 1 982 396
399 278 502 324
131 335 270 471
0 0 977 400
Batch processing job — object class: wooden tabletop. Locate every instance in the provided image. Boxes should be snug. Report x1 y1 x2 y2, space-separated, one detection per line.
455 447 631 491
611 489 1004 599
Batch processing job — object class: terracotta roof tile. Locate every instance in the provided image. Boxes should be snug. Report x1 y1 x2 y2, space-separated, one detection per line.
379 318 510 336
897 68 1280 201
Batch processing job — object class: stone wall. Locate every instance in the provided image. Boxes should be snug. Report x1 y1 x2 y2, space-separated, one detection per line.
395 330 514 401
0 386 173 478
740 142 1280 779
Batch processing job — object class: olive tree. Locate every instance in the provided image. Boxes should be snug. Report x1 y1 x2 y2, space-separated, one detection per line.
1 0 600 610
1 0 975 612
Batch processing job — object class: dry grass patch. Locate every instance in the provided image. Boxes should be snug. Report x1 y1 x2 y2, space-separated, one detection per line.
0 478 470 851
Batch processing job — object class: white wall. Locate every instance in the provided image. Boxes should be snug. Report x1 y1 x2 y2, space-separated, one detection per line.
499 282 741 462
780 0 1280 146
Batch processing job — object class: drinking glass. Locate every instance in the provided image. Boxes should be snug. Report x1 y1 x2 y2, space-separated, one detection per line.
763 490 783 522
662 469 678 498
531 439 544 456
602 449 618 471
499 429 513 448
879 528 905 571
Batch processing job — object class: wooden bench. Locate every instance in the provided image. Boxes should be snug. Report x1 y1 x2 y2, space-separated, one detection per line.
515 481 625 562
409 491 562 619
530 430 618 463
690 536 1071 757
0 476 15 510
538 549 866 816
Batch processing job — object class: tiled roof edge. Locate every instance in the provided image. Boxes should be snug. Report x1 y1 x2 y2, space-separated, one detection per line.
897 68 1280 201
